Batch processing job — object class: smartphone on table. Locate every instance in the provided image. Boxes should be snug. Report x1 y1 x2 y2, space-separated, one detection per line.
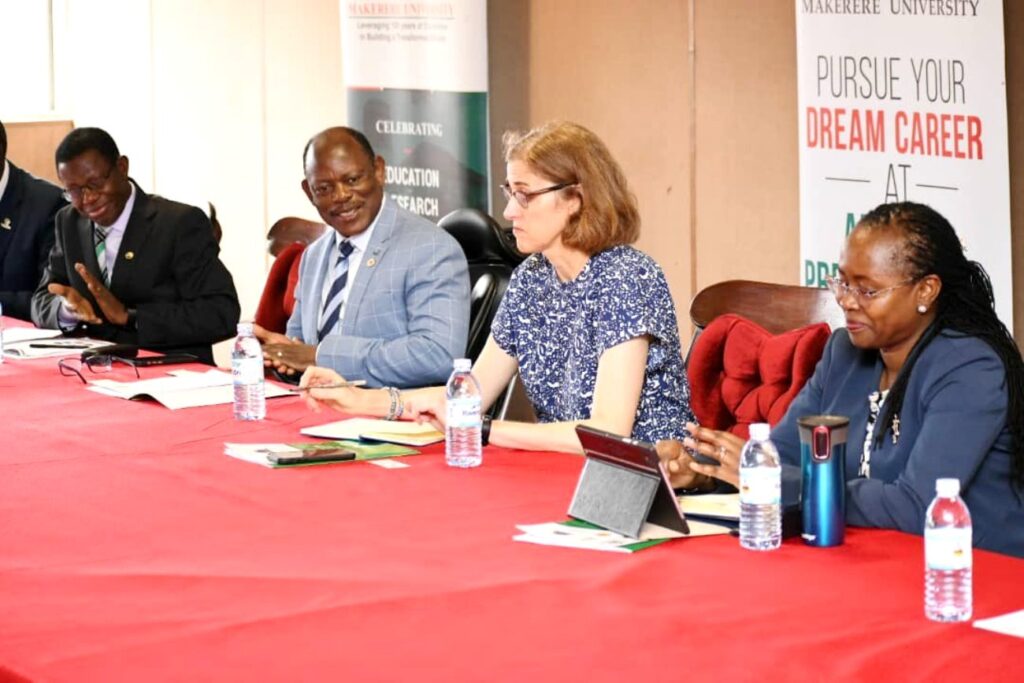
267 448 357 466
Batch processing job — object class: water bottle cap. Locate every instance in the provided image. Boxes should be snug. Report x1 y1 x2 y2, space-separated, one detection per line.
453 358 472 372
749 422 771 441
935 478 961 497
237 322 254 336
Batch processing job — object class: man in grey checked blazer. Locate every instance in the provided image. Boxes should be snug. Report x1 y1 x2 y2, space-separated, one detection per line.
256 127 469 388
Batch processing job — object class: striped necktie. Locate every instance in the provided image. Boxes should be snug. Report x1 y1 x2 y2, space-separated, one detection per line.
94 224 111 284
318 239 355 341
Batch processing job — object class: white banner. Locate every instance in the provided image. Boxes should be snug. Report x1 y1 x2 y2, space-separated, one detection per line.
341 1 490 218
796 0 1012 328
341 1 488 92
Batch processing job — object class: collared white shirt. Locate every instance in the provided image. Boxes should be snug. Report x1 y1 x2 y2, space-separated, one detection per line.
0 160 10 203
96 181 137 280
316 195 385 335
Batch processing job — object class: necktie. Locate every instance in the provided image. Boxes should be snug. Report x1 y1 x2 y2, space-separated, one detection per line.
318 240 355 341
94 224 111 284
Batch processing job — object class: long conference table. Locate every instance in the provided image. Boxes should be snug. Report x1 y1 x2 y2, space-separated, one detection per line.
1 321 1023 681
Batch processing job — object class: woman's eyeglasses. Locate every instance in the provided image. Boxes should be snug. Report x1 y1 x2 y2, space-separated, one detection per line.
58 355 140 383
825 275 917 304
499 182 576 209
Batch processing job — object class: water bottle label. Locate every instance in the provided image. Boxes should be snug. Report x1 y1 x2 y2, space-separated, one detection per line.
925 527 972 570
739 467 781 505
232 356 263 385
446 396 481 429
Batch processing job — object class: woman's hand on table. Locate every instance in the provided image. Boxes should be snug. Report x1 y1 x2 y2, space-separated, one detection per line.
681 422 743 488
298 366 360 412
403 391 448 432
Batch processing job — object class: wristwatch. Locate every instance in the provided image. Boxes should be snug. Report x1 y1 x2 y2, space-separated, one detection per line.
481 416 492 446
124 307 138 331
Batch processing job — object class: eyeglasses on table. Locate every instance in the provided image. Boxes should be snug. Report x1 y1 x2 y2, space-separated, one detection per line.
58 355 141 383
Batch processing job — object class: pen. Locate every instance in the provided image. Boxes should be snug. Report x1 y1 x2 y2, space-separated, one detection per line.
293 380 368 392
29 342 93 349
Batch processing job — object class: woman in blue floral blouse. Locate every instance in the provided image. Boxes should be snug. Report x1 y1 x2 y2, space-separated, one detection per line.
301 121 693 454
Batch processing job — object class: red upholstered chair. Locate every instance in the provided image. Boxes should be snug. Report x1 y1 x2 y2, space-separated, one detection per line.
686 280 844 438
253 242 305 334
687 314 831 438
253 217 326 334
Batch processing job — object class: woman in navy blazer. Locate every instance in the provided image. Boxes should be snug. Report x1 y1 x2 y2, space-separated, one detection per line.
664 202 1024 557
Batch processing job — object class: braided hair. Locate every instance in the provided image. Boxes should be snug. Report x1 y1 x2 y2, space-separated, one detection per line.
857 202 1024 490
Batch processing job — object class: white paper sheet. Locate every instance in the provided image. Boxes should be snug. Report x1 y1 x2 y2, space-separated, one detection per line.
973 609 1024 639
513 519 731 553
224 443 302 467
87 369 293 409
3 336 111 359
1 328 61 344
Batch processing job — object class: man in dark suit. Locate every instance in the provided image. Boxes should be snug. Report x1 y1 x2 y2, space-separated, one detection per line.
0 120 67 320
31 127 240 364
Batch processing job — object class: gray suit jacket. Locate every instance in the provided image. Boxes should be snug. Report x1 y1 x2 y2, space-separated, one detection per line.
287 200 469 388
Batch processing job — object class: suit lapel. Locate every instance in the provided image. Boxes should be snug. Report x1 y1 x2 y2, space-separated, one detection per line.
0 165 23 256
304 233 335 343
67 211 105 313
75 211 101 280
0 163 24 217
108 188 154 296
341 201 397 332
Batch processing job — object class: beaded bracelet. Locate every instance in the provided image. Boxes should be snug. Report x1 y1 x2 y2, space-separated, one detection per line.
385 386 403 421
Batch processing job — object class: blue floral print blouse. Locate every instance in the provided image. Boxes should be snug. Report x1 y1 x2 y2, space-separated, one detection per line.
491 245 693 442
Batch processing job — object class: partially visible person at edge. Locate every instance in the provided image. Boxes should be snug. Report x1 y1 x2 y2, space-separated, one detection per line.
30 127 240 364
0 119 67 320
298 121 694 453
659 202 1024 558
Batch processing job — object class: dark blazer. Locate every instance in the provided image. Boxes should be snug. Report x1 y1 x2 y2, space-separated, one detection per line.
30 184 240 363
773 328 1024 558
0 162 66 320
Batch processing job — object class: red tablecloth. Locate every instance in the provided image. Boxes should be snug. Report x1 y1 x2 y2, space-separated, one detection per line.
1 322 1022 681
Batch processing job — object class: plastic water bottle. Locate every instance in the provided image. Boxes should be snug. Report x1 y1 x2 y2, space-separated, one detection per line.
925 478 972 622
739 422 782 551
231 322 265 421
445 358 482 468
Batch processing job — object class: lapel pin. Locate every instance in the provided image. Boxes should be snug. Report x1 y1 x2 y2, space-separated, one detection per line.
125 251 135 260
365 257 377 268
0 217 11 230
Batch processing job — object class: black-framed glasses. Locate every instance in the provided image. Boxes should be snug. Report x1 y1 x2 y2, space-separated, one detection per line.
825 275 917 304
58 355 140 383
61 166 116 203
500 181 576 209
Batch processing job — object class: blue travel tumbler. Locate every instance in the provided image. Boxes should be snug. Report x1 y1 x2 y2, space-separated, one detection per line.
798 415 849 547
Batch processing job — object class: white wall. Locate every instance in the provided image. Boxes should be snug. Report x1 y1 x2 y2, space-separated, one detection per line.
0 0 55 117
45 0 345 322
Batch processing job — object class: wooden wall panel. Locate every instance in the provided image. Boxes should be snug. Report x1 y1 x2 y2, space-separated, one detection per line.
5 120 74 183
